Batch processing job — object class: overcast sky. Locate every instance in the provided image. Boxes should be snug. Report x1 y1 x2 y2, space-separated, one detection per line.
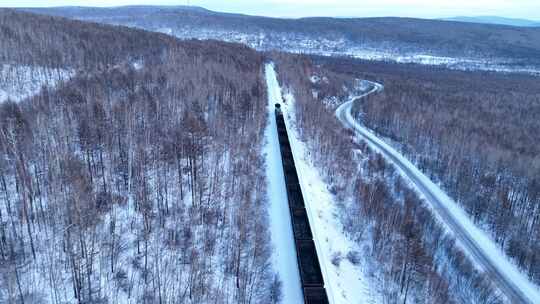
3 0 540 20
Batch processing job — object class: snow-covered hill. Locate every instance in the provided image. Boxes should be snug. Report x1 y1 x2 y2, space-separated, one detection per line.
22 6 540 74
0 64 73 103
443 16 540 27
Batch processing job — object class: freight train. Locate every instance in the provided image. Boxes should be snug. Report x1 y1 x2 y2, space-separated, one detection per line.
275 104 329 304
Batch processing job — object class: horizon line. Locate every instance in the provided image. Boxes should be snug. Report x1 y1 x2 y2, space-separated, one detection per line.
6 4 540 23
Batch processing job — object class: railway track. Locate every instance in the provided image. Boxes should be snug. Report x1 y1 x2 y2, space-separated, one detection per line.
275 104 329 304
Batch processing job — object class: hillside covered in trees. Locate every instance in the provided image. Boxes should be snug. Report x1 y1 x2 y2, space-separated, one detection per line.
22 6 540 72
0 9 274 303
269 52 539 303
320 57 540 285
2 6 539 303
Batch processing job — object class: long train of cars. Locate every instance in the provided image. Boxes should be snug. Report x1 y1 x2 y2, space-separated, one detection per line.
275 104 329 304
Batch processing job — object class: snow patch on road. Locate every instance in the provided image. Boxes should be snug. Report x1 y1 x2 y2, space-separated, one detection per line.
280 89 380 304
264 63 304 304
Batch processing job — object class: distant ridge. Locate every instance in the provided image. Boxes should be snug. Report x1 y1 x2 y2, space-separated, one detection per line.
443 16 540 27
18 5 212 19
19 6 540 72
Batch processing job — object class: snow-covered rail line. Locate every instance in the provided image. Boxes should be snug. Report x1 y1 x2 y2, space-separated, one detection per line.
264 63 305 304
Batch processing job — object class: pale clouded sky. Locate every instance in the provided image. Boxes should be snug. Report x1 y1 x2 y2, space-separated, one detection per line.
2 0 540 20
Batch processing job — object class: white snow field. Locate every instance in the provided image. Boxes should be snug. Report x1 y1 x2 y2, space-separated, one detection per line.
336 81 540 304
264 63 304 304
0 64 73 103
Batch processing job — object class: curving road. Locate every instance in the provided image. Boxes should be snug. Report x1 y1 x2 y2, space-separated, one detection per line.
336 81 538 304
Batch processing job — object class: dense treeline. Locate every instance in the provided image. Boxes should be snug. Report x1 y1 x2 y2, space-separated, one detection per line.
318 57 540 285
0 10 273 304
0 8 169 69
271 52 504 303
0 9 258 73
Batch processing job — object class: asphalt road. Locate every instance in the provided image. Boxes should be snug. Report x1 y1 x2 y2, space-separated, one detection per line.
336 81 534 304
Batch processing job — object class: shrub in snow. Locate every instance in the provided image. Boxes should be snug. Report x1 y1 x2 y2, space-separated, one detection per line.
331 251 343 267
346 250 361 266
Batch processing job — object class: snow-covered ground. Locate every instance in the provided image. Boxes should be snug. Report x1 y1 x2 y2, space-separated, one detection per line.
273 89 380 303
0 64 73 103
337 81 540 304
264 63 304 304
132 60 144 70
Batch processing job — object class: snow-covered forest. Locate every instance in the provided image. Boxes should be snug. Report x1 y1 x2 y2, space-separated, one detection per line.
329 58 540 286
269 52 540 303
0 9 274 303
1 5 540 304
22 6 540 74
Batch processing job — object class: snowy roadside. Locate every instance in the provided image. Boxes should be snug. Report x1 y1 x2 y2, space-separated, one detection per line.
264 63 304 304
279 89 380 304
337 82 540 303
